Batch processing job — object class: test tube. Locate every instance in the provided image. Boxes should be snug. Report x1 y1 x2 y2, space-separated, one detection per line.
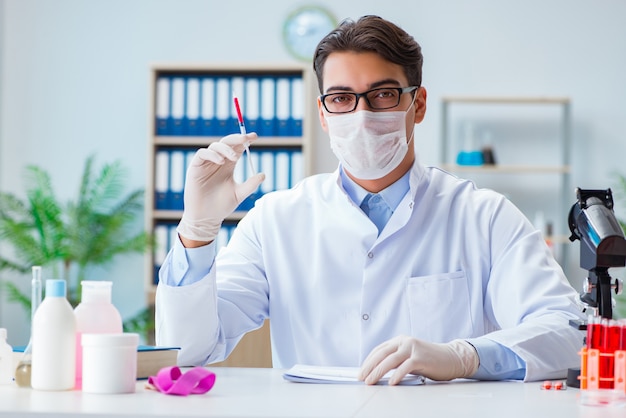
587 315 602 349
602 319 620 389
618 318 626 350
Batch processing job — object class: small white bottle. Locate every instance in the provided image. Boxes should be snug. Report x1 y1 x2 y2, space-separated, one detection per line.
74 281 123 389
0 328 13 384
31 279 77 391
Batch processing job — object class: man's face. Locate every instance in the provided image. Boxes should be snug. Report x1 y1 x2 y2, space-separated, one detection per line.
317 51 425 135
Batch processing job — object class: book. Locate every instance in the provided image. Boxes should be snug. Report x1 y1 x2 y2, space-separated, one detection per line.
13 345 180 380
283 364 425 386
135 345 180 379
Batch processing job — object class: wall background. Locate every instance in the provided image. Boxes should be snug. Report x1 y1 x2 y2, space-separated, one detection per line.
1 0 626 345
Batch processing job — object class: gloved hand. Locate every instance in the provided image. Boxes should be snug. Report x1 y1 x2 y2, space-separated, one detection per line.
176 133 265 243
358 336 479 385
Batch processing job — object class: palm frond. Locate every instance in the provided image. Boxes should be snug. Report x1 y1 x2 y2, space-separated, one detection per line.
0 281 32 311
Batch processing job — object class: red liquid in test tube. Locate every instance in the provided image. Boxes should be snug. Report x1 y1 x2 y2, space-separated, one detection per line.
587 316 602 349
620 319 626 350
602 319 620 389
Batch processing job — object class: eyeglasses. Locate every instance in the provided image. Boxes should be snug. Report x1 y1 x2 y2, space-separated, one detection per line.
320 86 419 114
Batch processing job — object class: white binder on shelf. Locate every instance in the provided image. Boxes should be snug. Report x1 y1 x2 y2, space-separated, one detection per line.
290 150 304 188
155 77 170 135
230 76 245 133
215 77 231 136
201 76 216 136
153 223 169 285
154 150 170 210
260 151 275 195
245 77 260 133
169 149 185 210
275 150 290 190
291 76 304 137
275 77 291 137
170 77 186 135
185 77 200 136
260 77 276 136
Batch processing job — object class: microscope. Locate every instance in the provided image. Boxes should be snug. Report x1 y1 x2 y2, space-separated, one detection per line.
568 187 626 320
566 188 626 388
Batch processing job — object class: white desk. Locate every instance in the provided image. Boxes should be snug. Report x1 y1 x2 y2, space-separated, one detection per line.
0 367 624 418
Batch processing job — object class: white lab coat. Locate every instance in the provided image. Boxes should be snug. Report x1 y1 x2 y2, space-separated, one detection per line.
156 161 585 381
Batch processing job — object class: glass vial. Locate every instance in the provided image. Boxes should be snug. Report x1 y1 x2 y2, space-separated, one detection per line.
15 265 43 388
0 328 13 384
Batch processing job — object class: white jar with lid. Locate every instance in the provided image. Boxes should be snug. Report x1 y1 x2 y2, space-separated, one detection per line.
74 281 123 389
81 333 139 394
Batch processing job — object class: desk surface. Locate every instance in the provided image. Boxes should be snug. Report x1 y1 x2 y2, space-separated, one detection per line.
0 367 624 418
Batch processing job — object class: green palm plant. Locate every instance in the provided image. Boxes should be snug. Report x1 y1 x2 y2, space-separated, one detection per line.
0 155 153 309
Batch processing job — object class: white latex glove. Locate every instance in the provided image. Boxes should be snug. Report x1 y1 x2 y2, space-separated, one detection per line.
358 336 479 385
176 133 265 242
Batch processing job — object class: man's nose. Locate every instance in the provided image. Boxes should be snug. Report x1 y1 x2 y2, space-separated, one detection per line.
354 95 371 112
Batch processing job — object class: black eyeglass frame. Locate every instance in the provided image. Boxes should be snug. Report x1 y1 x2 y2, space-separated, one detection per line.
319 86 420 114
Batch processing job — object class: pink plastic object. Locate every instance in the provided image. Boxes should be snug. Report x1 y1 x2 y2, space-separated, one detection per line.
148 366 216 396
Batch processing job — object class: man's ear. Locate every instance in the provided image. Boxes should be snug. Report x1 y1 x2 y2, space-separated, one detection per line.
317 97 329 133
413 87 427 124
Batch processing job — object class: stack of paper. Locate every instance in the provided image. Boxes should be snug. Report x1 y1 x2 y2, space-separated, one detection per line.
283 364 425 386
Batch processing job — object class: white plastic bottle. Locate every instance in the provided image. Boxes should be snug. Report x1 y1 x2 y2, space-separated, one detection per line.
73 281 123 389
31 279 77 391
0 328 13 384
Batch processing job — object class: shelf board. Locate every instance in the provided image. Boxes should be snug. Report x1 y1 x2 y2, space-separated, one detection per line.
152 210 246 221
440 164 570 174
441 96 570 105
154 136 304 147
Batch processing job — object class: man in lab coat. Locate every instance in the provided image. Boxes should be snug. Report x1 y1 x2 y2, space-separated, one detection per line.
155 15 585 385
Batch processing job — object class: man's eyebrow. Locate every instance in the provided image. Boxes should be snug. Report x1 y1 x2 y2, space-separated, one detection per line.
324 79 402 94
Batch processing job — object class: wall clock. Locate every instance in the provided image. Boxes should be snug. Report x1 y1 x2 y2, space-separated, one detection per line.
282 6 338 62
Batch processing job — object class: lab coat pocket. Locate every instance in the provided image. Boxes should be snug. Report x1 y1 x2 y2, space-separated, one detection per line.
406 271 474 343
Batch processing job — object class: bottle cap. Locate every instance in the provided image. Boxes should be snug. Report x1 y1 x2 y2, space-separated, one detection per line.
45 279 66 298
81 281 113 303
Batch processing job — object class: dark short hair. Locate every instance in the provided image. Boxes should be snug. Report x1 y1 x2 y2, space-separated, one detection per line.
313 15 423 93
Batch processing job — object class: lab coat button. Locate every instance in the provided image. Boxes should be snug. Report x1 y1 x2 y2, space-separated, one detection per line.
367 252 374 258
409 201 414 209
362 314 370 321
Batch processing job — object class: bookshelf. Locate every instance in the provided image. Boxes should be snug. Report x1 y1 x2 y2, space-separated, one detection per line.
440 96 571 265
145 63 316 367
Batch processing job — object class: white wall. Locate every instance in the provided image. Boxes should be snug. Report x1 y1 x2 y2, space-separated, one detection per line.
2 0 626 345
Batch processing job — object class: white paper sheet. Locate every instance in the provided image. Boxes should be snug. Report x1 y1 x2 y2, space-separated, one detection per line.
283 364 425 386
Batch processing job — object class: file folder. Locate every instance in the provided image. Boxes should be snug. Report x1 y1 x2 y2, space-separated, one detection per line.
275 150 290 190
275 77 291 137
215 77 231 136
170 77 186 136
154 150 169 209
260 77 276 136
245 77 260 133
201 77 216 136
260 151 275 195
290 150 304 188
153 223 169 284
185 77 201 136
155 77 171 135
169 149 185 210
230 76 245 133
291 76 304 137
